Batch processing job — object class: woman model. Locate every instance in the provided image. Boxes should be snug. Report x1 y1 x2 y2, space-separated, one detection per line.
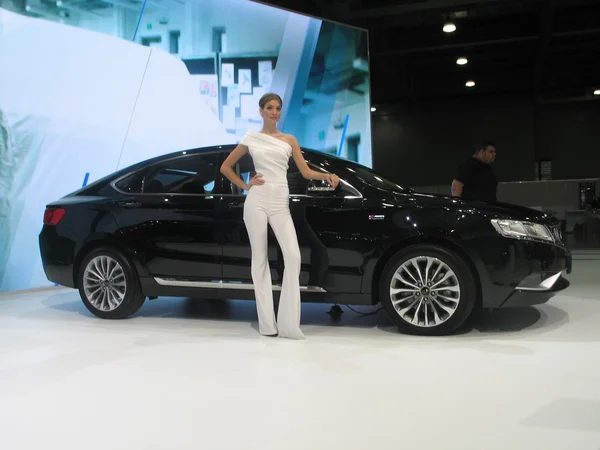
220 93 340 339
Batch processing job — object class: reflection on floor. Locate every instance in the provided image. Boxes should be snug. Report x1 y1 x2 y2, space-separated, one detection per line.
1 259 600 450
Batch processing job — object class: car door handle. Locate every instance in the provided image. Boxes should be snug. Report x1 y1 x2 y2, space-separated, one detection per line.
307 186 335 192
228 203 244 209
118 201 142 208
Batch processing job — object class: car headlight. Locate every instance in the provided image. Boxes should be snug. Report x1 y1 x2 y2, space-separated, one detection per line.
491 219 554 242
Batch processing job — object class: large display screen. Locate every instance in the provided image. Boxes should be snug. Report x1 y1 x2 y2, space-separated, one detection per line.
0 0 372 292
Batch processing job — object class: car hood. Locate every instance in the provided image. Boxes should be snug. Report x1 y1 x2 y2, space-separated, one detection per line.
397 192 557 224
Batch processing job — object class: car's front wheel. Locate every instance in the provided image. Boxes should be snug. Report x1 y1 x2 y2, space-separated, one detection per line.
77 247 145 319
379 244 477 336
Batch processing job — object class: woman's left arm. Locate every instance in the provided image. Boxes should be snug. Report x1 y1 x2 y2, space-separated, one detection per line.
289 135 340 188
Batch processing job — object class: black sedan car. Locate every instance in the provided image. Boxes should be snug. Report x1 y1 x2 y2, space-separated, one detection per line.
39 145 571 336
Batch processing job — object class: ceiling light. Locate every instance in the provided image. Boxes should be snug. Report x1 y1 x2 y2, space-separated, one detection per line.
371 107 376 112
457 57 468 65
466 80 475 87
443 22 456 33
594 89 600 96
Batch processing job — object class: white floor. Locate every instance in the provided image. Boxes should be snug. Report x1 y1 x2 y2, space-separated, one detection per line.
1 259 600 450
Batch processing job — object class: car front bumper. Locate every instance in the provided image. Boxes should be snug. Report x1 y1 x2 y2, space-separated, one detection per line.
464 237 572 309
499 272 570 307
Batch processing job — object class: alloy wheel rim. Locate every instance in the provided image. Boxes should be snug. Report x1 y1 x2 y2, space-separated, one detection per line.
389 256 460 327
83 256 127 311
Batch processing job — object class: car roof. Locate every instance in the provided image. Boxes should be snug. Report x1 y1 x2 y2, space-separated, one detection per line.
146 144 348 167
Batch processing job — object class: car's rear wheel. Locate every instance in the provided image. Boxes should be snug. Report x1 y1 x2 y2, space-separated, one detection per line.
77 247 145 319
379 244 477 336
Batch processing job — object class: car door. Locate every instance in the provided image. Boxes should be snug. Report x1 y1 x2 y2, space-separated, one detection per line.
218 152 364 293
287 158 365 293
216 152 270 285
111 151 223 282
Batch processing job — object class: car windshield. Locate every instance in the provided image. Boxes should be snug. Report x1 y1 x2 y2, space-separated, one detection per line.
344 164 411 193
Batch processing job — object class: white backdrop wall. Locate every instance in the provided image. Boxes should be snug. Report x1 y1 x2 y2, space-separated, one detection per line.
0 9 234 291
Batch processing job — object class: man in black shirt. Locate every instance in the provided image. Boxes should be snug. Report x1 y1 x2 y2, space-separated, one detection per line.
451 140 498 202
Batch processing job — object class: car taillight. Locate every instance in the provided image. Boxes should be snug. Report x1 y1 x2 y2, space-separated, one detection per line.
43 208 66 226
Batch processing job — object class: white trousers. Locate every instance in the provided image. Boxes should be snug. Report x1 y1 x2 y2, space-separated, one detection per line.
243 182 304 339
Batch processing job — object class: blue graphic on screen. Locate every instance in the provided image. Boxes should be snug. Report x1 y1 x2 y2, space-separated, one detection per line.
338 114 351 157
0 0 372 292
132 0 149 42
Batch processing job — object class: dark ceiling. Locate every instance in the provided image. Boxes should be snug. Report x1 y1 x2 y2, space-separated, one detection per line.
257 0 600 108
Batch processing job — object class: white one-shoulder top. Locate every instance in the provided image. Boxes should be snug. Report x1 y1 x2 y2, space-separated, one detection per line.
240 131 293 185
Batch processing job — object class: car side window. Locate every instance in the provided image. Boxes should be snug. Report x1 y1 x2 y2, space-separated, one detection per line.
114 171 145 193
220 152 360 198
116 154 218 195
286 158 310 196
227 152 256 196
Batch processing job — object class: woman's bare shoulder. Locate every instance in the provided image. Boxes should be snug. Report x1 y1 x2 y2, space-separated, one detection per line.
281 133 299 145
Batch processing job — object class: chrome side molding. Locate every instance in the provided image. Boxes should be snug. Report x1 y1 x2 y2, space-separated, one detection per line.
154 277 327 293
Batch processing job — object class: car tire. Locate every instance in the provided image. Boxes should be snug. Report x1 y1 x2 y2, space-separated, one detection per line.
379 244 477 336
77 247 145 319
